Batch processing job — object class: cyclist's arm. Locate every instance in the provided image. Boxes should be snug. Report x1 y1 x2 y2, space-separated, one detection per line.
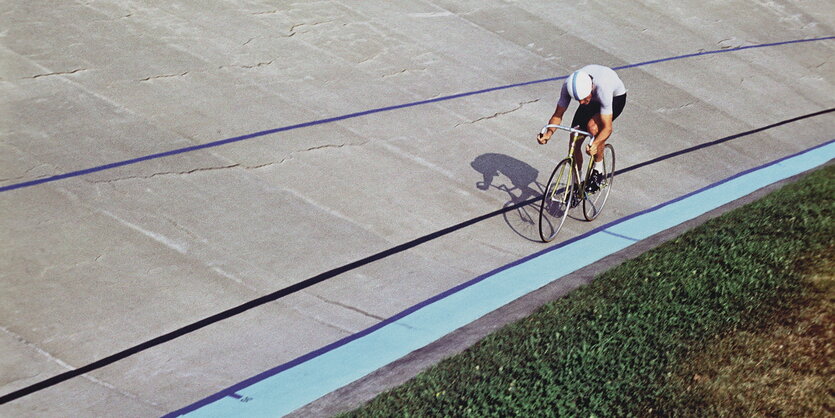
593 89 616 144
538 105 568 143
596 112 613 142
587 112 613 155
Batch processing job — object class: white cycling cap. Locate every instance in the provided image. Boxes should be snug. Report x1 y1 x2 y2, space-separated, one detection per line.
566 70 593 100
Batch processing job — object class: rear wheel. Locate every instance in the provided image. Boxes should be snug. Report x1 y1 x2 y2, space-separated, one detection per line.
583 144 615 221
539 159 576 242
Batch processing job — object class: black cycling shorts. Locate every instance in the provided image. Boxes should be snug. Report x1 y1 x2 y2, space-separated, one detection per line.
571 93 627 131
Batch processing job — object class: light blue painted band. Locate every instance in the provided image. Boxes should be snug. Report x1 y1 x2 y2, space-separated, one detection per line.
177 141 835 417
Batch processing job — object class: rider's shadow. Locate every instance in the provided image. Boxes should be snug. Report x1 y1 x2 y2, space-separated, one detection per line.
471 153 544 242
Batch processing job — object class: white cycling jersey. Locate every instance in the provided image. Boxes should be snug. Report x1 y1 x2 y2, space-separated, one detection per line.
557 64 627 115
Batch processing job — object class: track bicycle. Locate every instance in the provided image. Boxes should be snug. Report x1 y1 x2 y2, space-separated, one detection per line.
538 124 616 242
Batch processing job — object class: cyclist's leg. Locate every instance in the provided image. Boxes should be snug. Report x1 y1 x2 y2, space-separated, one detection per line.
587 116 605 162
587 94 627 162
570 103 597 172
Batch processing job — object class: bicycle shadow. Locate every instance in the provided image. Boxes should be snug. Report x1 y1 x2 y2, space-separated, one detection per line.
470 153 545 242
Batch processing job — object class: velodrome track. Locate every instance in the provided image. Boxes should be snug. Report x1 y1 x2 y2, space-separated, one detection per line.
1 1 833 416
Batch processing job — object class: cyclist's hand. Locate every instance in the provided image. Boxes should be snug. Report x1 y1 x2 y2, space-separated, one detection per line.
537 132 551 145
586 143 597 156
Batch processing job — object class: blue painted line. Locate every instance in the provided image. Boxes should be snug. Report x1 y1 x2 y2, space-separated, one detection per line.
613 37 835 71
169 140 835 417
2 36 832 194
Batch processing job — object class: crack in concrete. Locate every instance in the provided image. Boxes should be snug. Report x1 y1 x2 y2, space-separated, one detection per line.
288 20 336 36
138 71 189 82
455 99 540 127
218 60 279 70
657 101 697 113
239 60 274 69
290 306 355 335
26 69 88 79
353 42 393 66
303 142 366 152
274 140 372 166
309 293 385 322
478 240 523 259
382 68 428 78
84 140 370 184
0 175 27 183
87 164 241 184
1 164 55 184
717 38 740 49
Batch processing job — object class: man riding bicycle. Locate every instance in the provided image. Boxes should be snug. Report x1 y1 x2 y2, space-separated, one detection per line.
537 65 627 191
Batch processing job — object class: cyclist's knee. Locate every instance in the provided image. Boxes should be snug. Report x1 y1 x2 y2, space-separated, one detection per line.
586 119 600 136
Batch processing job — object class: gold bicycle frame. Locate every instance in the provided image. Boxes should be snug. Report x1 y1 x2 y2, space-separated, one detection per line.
541 125 599 202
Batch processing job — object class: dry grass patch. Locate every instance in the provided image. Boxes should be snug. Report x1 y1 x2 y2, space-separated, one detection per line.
676 251 834 416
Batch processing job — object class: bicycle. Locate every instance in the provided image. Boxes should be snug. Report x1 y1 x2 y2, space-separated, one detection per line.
538 124 616 242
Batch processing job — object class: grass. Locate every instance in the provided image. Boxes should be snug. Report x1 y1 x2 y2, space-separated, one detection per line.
672 249 834 416
344 165 834 416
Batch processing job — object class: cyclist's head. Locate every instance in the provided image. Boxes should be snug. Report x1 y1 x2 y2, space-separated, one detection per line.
566 70 593 101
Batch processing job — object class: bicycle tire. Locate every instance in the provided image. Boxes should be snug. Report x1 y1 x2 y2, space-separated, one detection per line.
583 144 615 221
539 158 576 242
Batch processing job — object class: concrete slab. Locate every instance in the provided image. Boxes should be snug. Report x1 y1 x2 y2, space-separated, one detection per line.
1 0 833 416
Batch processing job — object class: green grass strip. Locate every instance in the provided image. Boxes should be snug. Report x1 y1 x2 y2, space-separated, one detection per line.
345 165 834 416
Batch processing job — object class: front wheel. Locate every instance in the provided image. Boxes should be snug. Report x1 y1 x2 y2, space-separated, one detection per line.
583 144 615 221
539 159 576 242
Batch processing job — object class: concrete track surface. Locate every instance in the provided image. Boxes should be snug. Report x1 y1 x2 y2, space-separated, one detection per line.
1 1 833 416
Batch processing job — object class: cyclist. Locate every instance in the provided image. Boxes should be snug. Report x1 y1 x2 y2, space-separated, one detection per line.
537 65 627 192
